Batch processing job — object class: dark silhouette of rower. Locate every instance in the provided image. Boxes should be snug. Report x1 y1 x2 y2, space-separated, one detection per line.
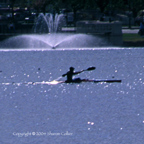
62 67 83 83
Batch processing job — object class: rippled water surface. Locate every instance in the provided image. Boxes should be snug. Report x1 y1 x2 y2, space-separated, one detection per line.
0 48 144 144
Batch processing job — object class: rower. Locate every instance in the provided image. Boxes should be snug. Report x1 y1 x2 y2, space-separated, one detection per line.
62 67 83 83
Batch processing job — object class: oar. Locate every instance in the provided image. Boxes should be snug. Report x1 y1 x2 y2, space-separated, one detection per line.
54 76 63 81
62 66 96 77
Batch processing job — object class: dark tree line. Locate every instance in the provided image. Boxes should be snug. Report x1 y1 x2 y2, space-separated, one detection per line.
9 0 144 20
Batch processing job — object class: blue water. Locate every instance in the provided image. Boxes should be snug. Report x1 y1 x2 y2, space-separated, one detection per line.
0 48 144 144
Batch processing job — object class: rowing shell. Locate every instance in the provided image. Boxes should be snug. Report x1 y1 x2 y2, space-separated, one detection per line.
33 79 122 85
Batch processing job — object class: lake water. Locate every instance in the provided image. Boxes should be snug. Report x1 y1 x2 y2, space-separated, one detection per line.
0 47 144 144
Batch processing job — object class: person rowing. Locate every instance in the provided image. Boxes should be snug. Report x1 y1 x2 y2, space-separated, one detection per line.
62 66 95 83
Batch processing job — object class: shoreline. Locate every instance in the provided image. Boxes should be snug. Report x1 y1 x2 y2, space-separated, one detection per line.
122 41 144 47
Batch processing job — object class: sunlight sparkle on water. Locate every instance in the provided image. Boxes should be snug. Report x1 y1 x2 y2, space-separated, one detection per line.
87 121 95 131
0 48 144 143
87 121 95 125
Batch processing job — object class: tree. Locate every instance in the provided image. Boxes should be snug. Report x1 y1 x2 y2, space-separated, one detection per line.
61 0 93 25
9 0 16 22
32 0 62 15
129 0 144 18
95 0 109 13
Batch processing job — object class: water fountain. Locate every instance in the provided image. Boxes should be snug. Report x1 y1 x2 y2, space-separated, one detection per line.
33 13 65 33
0 13 110 49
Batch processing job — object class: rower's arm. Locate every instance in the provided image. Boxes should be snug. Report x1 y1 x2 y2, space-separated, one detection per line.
62 70 84 77
74 70 84 75
62 73 67 77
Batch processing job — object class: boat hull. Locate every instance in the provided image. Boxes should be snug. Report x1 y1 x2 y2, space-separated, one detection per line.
33 79 122 85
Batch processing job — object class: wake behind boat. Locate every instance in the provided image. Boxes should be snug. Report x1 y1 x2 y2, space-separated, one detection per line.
0 79 122 86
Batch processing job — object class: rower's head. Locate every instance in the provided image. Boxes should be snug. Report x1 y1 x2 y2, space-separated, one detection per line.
69 67 74 71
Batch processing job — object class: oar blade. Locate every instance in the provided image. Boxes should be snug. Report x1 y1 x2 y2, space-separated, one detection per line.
86 67 96 71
